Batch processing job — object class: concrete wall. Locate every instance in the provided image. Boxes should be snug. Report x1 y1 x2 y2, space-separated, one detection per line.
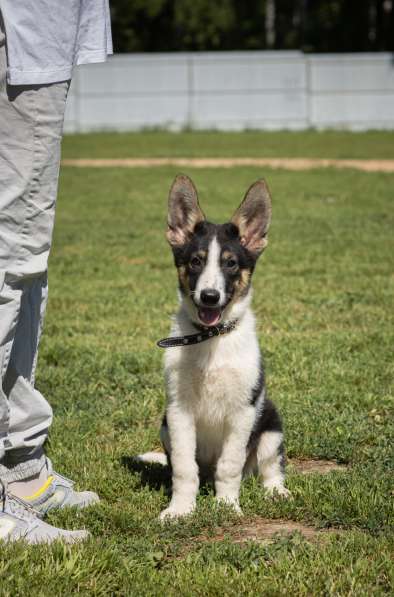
64 51 394 133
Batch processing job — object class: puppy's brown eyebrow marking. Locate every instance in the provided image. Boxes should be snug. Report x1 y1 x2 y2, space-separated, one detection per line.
222 250 236 260
234 268 251 297
195 250 207 259
177 265 190 292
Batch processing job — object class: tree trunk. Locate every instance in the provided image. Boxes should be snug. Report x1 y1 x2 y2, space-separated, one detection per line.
265 0 276 48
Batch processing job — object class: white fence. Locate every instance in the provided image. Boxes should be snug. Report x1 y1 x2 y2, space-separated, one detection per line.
64 51 394 133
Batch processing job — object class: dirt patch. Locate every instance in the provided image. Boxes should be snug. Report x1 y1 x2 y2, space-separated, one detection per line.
219 518 341 543
208 517 343 545
62 157 394 172
289 458 348 475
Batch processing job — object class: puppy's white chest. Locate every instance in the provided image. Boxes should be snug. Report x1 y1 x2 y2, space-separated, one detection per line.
192 365 245 423
191 366 242 466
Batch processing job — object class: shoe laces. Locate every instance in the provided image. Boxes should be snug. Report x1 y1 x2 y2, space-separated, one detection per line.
0 480 39 523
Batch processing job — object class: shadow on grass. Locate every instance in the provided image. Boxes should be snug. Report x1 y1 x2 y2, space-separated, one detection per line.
121 456 215 497
121 456 172 492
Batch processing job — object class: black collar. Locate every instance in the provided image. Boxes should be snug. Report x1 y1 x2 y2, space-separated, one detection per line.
157 319 238 349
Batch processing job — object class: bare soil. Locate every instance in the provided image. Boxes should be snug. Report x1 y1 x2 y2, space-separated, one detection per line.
62 157 394 172
173 517 345 559
207 517 344 545
288 458 348 475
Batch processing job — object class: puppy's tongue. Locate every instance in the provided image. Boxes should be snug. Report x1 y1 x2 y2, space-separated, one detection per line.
198 307 221 326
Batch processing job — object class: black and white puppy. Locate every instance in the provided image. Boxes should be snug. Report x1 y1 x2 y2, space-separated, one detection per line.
139 174 289 519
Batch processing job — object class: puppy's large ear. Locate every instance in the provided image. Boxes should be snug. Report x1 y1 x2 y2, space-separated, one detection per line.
231 179 272 256
167 174 205 247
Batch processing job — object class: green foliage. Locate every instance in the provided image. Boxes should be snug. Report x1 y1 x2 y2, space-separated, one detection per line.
109 0 394 53
173 0 235 51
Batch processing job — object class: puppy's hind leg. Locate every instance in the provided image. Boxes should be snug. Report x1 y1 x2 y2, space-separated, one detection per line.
135 452 168 465
256 430 290 498
136 420 170 466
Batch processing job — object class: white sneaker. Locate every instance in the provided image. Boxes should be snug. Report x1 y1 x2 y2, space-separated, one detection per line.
25 458 99 516
0 482 90 545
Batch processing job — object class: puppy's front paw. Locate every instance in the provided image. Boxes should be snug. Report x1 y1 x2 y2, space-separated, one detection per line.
264 484 291 500
215 496 243 516
159 502 195 521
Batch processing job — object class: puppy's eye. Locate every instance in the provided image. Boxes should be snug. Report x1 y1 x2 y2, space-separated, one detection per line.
226 258 238 270
190 256 202 270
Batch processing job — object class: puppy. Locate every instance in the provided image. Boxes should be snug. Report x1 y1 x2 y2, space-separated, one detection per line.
139 174 289 519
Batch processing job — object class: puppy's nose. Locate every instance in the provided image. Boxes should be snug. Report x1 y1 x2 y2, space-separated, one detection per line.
200 288 220 306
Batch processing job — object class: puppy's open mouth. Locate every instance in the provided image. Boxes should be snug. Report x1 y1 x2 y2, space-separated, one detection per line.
197 307 222 327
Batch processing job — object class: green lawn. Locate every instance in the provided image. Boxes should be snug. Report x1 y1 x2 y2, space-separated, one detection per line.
2 133 393 595
62 130 394 160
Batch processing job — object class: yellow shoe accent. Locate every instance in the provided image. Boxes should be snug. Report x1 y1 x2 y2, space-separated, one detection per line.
24 475 55 501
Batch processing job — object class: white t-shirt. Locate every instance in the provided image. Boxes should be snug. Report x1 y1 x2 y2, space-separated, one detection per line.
0 0 113 85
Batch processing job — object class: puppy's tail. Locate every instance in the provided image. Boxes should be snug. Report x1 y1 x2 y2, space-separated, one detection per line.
135 451 168 466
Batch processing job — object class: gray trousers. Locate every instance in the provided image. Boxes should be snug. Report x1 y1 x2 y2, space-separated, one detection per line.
0 26 69 482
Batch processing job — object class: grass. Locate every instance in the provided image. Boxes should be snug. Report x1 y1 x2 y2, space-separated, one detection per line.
62 129 394 160
2 132 393 595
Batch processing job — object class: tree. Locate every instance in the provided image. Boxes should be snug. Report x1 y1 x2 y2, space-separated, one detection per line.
109 0 394 53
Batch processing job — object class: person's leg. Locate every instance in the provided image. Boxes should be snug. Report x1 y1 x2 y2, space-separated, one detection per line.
0 19 93 544
1 279 53 493
0 20 59 491
0 19 97 512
